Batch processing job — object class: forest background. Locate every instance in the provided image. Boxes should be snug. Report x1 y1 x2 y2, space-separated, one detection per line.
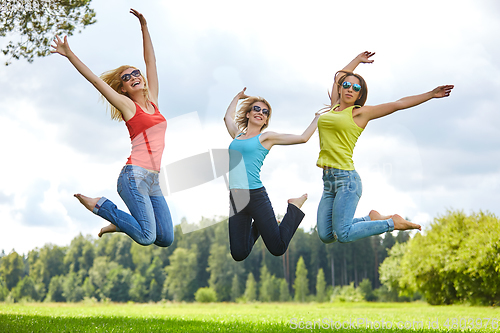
1 210 498 306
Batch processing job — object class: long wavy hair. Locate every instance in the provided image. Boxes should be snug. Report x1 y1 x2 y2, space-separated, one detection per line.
322 71 368 112
234 96 273 132
99 65 150 121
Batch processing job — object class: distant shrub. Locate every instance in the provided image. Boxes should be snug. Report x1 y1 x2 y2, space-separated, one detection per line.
195 287 217 303
330 282 364 302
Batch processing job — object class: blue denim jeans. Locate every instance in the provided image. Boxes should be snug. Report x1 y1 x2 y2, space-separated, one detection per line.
317 168 394 243
229 187 305 261
93 165 174 247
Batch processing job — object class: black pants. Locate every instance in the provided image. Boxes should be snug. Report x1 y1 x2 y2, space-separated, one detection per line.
229 187 305 261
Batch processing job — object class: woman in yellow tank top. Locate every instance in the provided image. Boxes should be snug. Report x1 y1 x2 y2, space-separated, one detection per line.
316 51 454 244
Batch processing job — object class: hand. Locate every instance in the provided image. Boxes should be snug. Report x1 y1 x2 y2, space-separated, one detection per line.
236 87 249 100
431 85 454 98
356 51 375 64
130 8 147 26
50 35 71 57
315 108 330 116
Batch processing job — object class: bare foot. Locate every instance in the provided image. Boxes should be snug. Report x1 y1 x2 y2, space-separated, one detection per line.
98 223 117 238
74 194 100 212
392 214 421 231
369 210 393 221
288 194 308 209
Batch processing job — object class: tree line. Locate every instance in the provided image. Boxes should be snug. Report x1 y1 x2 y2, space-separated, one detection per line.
0 215 410 303
1 210 496 305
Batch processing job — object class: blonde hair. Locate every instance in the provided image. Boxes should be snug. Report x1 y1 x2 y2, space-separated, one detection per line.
99 65 150 121
320 70 368 112
234 96 272 132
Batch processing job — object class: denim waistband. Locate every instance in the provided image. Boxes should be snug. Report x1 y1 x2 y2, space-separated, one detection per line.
323 168 357 176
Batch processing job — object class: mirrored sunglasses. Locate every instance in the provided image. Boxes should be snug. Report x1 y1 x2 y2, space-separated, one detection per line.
342 81 361 92
121 69 141 82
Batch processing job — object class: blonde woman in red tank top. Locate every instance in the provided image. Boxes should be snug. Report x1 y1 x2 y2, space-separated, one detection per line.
51 9 173 247
316 52 454 244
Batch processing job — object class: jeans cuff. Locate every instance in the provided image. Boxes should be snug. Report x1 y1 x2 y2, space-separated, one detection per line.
364 215 371 221
387 218 395 232
93 197 108 215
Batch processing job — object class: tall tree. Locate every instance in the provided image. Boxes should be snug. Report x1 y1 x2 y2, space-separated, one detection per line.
88 257 119 299
62 271 84 302
46 275 65 302
164 247 197 301
258 264 273 302
11 275 40 301
293 256 309 302
129 272 147 302
145 257 165 295
379 241 408 301
0 0 96 65
231 274 240 302
0 251 25 290
149 279 161 302
207 243 243 302
0 278 9 301
316 268 326 302
64 234 94 274
28 244 66 290
279 278 291 302
102 266 132 302
243 272 257 302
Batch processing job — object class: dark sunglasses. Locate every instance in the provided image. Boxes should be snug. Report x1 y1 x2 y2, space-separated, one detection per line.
121 69 141 82
342 81 361 92
252 105 269 116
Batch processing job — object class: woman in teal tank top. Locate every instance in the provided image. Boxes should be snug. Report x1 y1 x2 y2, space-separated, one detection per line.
224 88 320 261
316 51 454 244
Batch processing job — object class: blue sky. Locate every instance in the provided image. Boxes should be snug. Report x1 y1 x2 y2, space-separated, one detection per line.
1 0 499 255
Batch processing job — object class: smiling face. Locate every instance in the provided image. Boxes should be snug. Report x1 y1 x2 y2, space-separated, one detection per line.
247 101 270 129
120 67 144 95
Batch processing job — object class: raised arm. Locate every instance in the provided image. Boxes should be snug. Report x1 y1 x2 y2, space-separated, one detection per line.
51 35 135 117
224 88 248 138
260 112 321 149
354 85 454 128
130 9 159 105
330 51 375 105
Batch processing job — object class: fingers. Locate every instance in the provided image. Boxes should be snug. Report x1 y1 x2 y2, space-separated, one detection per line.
50 35 62 52
238 87 247 98
130 8 146 23
435 84 454 97
130 8 139 17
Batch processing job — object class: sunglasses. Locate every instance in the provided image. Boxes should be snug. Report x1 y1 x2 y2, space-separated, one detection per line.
252 105 269 116
342 81 362 92
121 69 141 82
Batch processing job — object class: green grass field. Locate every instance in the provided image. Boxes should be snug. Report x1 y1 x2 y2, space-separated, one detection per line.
0 301 499 332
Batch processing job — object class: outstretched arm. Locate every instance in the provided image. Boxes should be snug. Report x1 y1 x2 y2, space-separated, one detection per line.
355 85 454 127
224 88 249 138
51 35 135 116
130 9 159 105
261 112 321 149
330 51 375 105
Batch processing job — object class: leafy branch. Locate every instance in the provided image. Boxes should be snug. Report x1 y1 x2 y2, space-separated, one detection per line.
0 0 96 65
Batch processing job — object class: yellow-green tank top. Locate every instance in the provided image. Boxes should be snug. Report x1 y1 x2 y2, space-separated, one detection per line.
316 104 364 170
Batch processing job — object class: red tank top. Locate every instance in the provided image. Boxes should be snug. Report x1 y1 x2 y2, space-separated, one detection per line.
125 102 166 171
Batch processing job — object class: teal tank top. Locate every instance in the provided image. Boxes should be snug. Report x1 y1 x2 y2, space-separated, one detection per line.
228 133 269 189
